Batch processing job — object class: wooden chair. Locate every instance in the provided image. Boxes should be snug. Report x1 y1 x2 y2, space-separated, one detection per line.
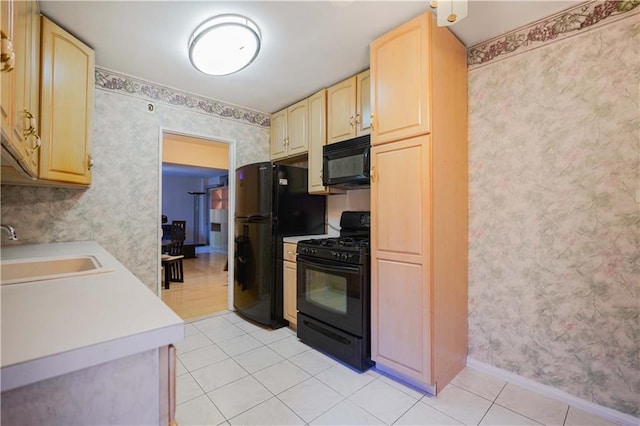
161 240 184 289
170 221 186 242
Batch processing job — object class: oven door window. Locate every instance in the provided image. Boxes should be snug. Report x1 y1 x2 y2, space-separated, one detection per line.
306 269 348 314
297 256 364 336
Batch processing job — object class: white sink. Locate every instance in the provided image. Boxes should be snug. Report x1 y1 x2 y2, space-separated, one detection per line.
1 255 113 285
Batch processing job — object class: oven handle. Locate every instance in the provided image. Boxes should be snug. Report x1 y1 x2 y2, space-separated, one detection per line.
297 255 361 274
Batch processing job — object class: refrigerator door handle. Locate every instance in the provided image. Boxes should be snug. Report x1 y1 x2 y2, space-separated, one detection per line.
248 214 268 222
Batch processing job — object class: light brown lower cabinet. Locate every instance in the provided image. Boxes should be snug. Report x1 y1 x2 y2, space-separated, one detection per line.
283 242 298 327
370 134 468 394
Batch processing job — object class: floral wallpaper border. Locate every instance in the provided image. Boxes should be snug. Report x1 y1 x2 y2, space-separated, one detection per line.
468 0 640 69
94 67 270 128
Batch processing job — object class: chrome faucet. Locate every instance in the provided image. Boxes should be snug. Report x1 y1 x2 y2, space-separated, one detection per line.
1 224 18 241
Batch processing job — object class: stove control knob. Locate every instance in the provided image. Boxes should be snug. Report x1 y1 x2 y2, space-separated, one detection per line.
312 249 317 255
341 253 349 261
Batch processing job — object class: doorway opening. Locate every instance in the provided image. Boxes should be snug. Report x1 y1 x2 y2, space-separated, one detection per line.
159 130 234 320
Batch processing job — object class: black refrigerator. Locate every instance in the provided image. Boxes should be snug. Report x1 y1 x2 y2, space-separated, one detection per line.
234 162 326 328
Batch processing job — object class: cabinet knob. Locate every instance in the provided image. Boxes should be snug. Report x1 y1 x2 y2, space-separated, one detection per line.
370 114 375 131
88 153 94 170
22 110 41 147
349 115 354 127
355 113 361 125
371 165 376 183
30 135 41 152
1 31 15 73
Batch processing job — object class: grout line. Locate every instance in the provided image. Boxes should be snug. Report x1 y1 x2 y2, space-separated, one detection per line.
476 401 494 425
562 404 570 425
220 376 277 423
183 315 462 425
494 380 508 402
389 398 422 425
491 401 547 425
417 397 471 425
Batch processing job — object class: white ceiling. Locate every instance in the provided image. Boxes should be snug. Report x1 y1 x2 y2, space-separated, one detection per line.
162 163 228 179
39 1 578 114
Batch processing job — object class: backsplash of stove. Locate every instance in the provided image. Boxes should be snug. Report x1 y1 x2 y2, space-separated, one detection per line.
326 189 370 236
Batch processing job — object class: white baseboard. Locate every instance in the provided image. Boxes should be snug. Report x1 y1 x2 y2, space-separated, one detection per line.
466 357 639 426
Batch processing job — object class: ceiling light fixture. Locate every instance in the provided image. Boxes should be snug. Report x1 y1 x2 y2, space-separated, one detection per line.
188 14 261 76
429 0 468 27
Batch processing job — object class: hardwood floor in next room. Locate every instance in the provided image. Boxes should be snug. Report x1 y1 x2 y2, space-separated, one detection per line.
162 250 229 320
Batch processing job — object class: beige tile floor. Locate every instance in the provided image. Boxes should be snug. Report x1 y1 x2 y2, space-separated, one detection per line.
175 312 620 426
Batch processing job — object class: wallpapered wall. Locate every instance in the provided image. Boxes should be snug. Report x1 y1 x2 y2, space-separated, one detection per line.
468 16 639 416
0 73 270 291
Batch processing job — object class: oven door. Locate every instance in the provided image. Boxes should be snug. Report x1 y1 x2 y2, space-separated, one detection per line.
297 255 365 336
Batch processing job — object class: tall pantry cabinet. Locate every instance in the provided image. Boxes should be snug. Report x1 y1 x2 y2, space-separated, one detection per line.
369 11 468 393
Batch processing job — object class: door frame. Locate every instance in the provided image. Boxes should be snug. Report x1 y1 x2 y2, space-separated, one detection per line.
157 128 236 311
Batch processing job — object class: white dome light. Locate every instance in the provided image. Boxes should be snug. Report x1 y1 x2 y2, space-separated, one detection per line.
189 15 261 76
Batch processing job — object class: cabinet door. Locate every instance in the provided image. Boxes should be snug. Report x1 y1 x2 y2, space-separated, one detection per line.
327 76 356 144
10 0 26 148
4 0 38 176
270 108 287 160
371 135 432 385
308 89 327 193
283 260 297 326
21 0 39 174
287 98 308 157
356 69 371 137
39 16 94 185
370 12 430 145
1 0 14 143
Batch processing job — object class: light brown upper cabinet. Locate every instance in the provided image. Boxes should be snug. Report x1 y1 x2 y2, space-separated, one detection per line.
1 12 95 187
270 98 309 160
370 11 468 394
327 69 370 145
270 108 287 159
39 16 95 185
307 89 327 193
1 0 41 178
370 14 429 145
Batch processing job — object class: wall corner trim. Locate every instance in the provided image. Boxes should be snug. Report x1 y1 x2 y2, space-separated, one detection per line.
466 357 639 426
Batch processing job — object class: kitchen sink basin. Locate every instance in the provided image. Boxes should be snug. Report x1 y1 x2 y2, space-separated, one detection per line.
0 255 112 285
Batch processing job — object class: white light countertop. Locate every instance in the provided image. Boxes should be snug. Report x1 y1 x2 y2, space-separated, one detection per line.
282 234 332 244
0 241 184 392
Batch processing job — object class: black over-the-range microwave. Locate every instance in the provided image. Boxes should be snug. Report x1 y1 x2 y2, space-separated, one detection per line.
322 135 371 189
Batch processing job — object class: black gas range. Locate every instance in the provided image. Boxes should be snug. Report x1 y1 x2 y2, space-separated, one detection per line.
297 210 370 263
297 236 369 264
296 211 373 371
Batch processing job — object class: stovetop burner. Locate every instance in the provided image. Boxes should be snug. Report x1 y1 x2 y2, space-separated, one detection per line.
303 236 369 249
297 211 370 265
